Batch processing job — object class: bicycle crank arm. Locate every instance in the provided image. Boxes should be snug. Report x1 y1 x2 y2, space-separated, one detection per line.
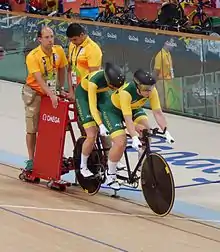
116 174 129 182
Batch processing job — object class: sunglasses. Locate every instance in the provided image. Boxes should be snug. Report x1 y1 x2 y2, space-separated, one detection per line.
137 84 154 92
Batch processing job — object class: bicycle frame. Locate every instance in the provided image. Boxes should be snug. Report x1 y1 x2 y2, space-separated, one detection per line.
93 128 166 187
180 0 210 24
117 129 159 186
120 138 149 185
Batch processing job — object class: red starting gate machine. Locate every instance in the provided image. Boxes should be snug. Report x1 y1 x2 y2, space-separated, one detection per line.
19 96 78 191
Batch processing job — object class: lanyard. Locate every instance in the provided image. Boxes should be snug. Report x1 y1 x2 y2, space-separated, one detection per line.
42 53 56 78
70 46 83 68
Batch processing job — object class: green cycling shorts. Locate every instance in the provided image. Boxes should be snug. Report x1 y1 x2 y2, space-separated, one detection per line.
100 101 147 138
75 84 110 128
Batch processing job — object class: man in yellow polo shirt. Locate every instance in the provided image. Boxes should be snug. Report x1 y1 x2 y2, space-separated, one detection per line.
22 26 68 171
66 23 102 98
153 38 175 108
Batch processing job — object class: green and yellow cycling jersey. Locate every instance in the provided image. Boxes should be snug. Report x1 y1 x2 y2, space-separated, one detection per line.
111 82 161 116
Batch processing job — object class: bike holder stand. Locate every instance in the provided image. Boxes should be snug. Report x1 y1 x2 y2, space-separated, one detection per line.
111 190 120 198
19 96 78 191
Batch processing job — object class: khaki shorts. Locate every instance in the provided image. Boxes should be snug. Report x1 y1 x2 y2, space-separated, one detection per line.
21 85 41 134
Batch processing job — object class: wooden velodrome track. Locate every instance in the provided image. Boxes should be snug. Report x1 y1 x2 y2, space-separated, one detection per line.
0 164 220 252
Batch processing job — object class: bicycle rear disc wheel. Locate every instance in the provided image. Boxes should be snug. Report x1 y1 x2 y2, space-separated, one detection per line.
73 137 103 195
141 153 175 216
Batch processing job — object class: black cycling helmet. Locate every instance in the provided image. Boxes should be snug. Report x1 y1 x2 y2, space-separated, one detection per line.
133 69 156 91
104 62 125 89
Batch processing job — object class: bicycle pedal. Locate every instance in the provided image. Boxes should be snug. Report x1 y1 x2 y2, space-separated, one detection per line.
116 167 126 171
121 181 139 189
55 180 69 185
93 173 100 179
116 174 128 181
83 174 97 180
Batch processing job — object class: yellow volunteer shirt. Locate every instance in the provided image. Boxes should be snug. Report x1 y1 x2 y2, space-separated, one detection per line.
26 45 68 94
68 36 102 85
154 48 173 80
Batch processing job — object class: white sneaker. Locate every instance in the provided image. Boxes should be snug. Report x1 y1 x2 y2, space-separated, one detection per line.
105 172 120 190
117 160 126 170
80 167 94 178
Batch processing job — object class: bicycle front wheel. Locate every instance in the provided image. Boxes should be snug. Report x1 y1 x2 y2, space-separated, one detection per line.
141 153 175 217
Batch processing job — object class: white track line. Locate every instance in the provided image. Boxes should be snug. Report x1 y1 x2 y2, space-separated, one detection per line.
0 204 220 224
0 204 134 217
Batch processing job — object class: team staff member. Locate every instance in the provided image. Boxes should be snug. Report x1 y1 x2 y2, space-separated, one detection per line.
22 26 68 171
153 38 175 108
154 39 174 80
96 69 174 190
66 23 102 99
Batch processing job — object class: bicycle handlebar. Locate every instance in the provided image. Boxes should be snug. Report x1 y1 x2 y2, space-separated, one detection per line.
143 127 167 137
126 127 167 140
125 127 167 150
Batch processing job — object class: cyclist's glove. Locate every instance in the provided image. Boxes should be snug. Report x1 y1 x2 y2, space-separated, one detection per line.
99 124 109 136
132 135 142 151
165 130 174 144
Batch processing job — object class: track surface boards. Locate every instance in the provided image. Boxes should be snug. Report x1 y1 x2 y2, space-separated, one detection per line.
0 164 220 252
